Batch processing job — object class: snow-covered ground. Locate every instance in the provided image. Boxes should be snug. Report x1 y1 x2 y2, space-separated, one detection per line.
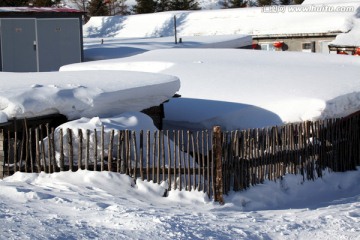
0 169 359 239
1 1 360 239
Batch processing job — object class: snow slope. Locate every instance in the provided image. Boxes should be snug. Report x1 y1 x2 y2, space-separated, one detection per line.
83 34 252 61
83 2 360 38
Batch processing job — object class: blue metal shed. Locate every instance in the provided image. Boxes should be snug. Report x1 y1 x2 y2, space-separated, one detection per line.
0 7 84 72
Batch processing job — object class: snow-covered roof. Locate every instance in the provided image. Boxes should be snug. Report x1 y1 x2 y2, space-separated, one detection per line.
330 6 360 47
0 7 82 13
84 2 360 38
0 71 180 123
61 48 360 129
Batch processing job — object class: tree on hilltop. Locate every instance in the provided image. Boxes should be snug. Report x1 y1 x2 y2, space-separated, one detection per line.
132 0 157 14
87 0 109 16
168 0 200 10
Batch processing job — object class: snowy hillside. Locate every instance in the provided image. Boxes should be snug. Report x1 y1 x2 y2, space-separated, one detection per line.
83 2 360 38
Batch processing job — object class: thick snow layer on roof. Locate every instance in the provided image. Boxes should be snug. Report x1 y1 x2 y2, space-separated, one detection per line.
0 71 180 123
83 2 359 38
61 48 360 130
330 6 360 46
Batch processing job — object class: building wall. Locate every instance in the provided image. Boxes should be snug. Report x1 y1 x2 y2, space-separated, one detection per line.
253 36 337 53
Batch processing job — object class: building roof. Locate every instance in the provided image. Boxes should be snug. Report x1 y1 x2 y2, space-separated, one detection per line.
0 7 83 17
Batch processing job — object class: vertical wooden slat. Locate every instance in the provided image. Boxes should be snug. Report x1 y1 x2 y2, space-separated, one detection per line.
120 130 126 174
29 128 34 173
191 131 196 191
14 125 18 172
152 131 156 182
47 124 52 173
78 129 83 171
182 130 187 190
24 119 29 173
59 129 64 171
201 131 206 193
108 129 114 172
146 130 150 181
51 128 56 172
40 125 47 173
126 130 131 176
166 130 171 190
213 126 224 204
93 129 98 171
161 130 165 183
178 130 182 191
206 130 210 198
35 128 41 173
101 126 105 172
196 131 201 191
117 130 121 172
173 130 177 190
132 131 138 180
157 130 161 184
140 130 144 181
19 127 25 172
67 128 73 172
85 129 90 170
186 130 191 191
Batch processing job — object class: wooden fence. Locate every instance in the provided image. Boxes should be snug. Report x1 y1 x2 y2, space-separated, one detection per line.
1 111 360 203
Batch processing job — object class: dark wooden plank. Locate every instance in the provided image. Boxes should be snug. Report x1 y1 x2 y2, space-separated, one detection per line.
93 129 98 171
132 131 138 179
108 129 114 172
35 128 41 173
146 130 150 181
78 129 83 171
67 128 73 172
59 128 64 171
85 129 90 170
101 126 105 172
140 130 144 181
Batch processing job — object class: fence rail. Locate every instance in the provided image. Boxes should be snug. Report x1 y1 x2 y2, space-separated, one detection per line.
1 111 360 202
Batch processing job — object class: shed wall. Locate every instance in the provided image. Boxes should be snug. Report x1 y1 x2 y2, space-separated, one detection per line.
0 12 83 72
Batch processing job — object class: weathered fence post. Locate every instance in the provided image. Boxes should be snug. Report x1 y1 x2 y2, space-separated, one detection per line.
213 126 224 204
0 129 4 178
